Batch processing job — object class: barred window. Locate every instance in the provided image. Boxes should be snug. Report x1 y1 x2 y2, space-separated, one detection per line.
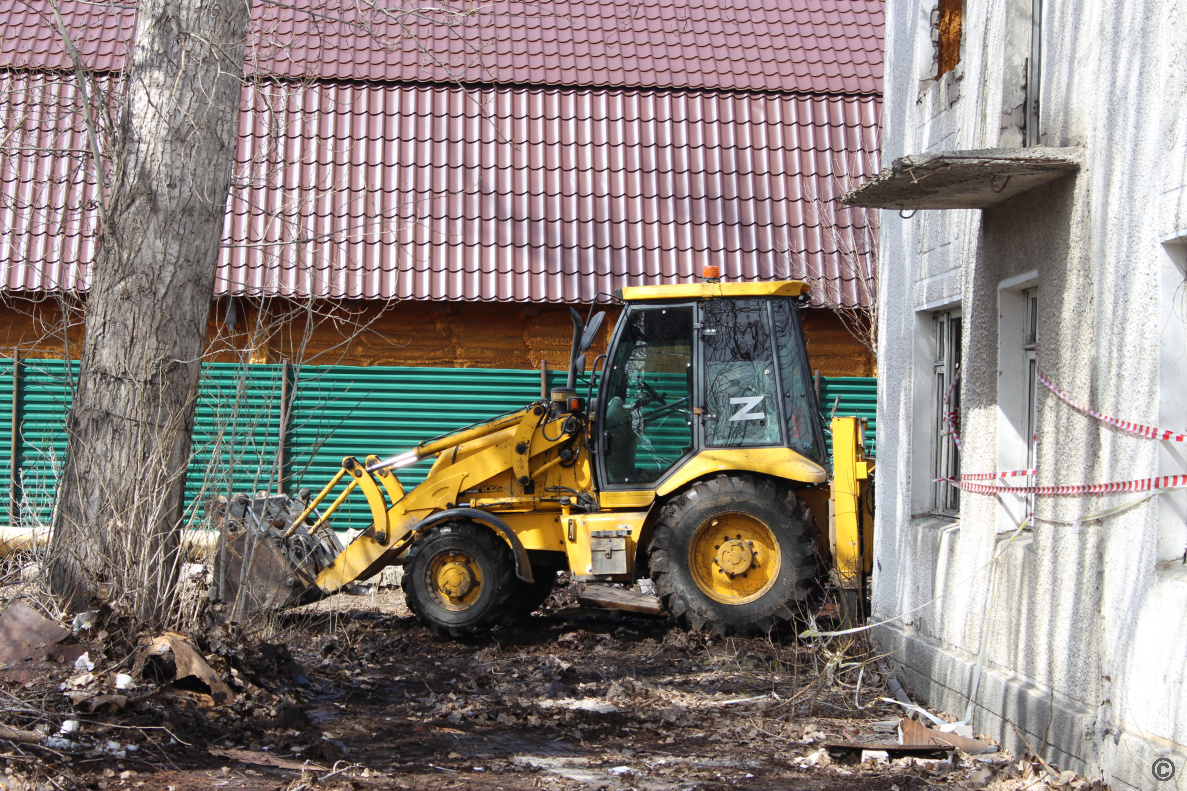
933 310 962 514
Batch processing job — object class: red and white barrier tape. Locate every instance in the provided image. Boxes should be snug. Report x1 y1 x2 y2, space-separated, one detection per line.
942 369 1187 494
943 365 962 452
1036 368 1187 442
955 469 1036 481
944 474 1187 496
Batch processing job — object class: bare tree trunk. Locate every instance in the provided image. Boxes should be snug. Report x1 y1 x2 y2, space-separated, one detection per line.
49 0 251 627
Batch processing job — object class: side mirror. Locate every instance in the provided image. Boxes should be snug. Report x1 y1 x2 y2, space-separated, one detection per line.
579 311 606 353
567 309 606 389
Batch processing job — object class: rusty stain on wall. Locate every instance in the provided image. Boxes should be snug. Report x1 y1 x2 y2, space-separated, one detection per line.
936 0 962 78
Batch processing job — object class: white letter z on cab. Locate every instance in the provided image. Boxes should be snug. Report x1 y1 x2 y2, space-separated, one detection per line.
728 396 765 422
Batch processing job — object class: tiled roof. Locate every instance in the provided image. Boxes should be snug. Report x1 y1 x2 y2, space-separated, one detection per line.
0 73 879 307
3 0 883 96
0 1 133 74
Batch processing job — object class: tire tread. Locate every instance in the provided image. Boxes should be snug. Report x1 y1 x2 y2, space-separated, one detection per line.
401 522 515 636
648 474 818 636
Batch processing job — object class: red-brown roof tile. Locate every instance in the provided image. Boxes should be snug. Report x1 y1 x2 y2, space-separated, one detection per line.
4 0 882 95
0 73 879 307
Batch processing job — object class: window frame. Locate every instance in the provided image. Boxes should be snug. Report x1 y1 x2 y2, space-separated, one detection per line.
932 309 963 515
698 297 786 452
1023 287 1039 520
1158 240 1187 565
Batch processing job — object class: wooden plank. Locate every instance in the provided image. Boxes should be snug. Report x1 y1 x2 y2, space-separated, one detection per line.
577 584 665 616
822 718 995 758
822 740 953 757
899 717 995 754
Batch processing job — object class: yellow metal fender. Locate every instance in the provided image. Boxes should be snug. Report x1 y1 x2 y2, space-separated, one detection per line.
654 447 827 498
413 508 534 582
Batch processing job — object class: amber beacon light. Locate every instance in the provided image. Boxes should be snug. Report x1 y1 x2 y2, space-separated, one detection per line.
702 265 721 280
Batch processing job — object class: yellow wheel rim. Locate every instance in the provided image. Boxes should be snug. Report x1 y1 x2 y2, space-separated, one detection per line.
427 551 485 611
687 512 782 605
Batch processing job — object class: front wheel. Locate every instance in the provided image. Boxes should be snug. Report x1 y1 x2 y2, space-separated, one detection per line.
648 474 818 635
401 522 514 636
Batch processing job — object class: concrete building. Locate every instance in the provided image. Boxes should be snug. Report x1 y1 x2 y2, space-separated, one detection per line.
847 0 1187 787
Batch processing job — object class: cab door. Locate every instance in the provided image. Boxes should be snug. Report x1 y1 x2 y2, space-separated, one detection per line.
596 303 696 488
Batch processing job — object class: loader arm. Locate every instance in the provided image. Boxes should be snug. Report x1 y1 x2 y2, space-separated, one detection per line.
312 402 580 593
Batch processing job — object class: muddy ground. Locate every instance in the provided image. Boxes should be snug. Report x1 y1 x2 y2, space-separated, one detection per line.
0 583 1101 791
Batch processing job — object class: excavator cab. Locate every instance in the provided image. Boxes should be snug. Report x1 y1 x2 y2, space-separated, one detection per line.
214 279 872 637
594 288 826 491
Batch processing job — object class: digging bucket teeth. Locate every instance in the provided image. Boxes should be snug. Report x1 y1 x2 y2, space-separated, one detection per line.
212 490 347 618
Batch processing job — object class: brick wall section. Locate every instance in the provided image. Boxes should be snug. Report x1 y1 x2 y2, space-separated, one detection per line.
0 299 875 377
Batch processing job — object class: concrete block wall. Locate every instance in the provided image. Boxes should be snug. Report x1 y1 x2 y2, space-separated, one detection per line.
873 1 1187 788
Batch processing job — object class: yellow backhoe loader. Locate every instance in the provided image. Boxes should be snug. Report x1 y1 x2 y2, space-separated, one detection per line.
214 278 873 636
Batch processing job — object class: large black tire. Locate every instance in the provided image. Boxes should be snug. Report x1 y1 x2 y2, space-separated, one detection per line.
401 522 515 636
648 474 818 635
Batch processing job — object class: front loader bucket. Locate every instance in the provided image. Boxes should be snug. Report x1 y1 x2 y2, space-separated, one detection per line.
212 492 346 619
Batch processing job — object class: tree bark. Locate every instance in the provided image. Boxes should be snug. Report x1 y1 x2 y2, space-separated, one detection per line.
49 0 251 626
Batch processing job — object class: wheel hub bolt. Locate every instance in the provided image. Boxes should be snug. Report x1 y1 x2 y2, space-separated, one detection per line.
715 539 755 575
438 561 476 599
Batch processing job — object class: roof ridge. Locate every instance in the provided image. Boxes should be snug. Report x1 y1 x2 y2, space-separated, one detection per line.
1 0 884 95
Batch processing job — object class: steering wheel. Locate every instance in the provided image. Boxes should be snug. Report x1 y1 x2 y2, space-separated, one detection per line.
636 379 667 409
639 396 690 423
605 393 690 433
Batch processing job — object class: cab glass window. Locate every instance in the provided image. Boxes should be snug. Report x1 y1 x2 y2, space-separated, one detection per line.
771 299 825 462
702 299 781 447
601 306 694 485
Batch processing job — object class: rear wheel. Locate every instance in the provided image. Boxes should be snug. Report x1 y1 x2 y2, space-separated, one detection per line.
402 522 514 636
649 474 817 635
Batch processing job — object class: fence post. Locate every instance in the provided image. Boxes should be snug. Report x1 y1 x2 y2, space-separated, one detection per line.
540 358 548 399
278 359 289 494
8 352 18 526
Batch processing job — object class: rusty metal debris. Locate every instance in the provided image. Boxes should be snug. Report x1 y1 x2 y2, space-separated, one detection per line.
132 632 234 705
0 601 86 682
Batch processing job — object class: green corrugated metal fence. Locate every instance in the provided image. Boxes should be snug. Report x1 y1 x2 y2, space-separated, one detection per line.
187 363 286 520
284 365 556 530
819 376 878 456
16 359 76 526
1 357 874 529
0 359 11 522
